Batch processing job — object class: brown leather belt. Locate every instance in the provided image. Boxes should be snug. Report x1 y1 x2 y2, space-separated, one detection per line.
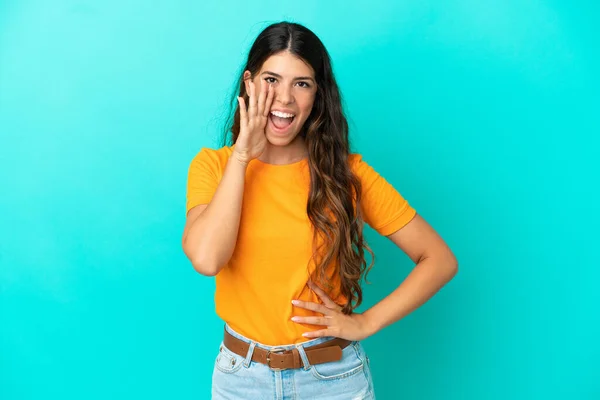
223 327 352 371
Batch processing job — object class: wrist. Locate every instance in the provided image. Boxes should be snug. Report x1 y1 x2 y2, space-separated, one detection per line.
358 311 380 338
229 153 251 168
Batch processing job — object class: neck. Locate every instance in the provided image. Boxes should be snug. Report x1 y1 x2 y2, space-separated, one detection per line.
258 136 308 165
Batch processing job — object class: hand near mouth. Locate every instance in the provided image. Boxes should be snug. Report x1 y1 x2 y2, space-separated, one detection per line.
233 76 275 166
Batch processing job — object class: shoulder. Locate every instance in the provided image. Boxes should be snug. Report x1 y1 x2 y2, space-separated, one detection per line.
192 145 233 162
347 152 396 191
347 153 374 176
190 145 233 169
348 153 364 166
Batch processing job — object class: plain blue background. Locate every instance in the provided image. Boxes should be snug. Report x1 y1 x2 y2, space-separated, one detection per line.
1 1 599 399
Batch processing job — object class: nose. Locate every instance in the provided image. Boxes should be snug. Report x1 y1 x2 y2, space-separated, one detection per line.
275 84 294 105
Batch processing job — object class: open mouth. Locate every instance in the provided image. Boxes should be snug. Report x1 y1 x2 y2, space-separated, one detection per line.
269 111 296 131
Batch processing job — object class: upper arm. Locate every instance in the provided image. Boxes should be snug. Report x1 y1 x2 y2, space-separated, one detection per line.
182 204 208 246
183 147 224 246
186 147 224 216
349 154 455 265
350 154 416 236
386 213 457 266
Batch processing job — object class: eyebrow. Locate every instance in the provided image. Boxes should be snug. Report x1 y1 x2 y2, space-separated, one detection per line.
261 71 315 82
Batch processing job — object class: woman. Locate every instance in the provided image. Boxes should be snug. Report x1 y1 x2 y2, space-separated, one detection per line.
182 21 458 399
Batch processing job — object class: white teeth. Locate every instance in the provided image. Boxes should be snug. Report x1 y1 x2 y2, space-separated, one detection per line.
270 110 295 118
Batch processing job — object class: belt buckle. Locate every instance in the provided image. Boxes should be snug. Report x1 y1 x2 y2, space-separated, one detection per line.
265 347 287 371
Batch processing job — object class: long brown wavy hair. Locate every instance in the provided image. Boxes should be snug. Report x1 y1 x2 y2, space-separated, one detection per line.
222 22 374 315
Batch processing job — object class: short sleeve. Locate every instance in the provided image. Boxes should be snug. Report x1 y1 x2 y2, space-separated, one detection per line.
350 154 417 236
185 147 227 215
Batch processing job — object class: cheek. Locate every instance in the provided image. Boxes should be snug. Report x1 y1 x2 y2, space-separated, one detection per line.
298 95 316 118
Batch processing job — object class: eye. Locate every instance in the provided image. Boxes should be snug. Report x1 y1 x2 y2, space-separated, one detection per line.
264 77 277 84
296 81 311 88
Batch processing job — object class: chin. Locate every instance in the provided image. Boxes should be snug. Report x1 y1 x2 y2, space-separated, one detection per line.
265 128 299 146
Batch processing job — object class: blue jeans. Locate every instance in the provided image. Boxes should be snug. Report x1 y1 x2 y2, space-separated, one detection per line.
211 323 376 399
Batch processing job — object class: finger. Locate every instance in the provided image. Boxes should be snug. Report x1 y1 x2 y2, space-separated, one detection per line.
263 83 275 117
291 316 333 326
292 300 331 316
257 79 267 117
248 80 257 117
307 280 342 311
238 97 248 128
302 329 330 338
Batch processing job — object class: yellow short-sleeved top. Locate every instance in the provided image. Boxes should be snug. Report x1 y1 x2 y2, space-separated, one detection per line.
186 145 416 345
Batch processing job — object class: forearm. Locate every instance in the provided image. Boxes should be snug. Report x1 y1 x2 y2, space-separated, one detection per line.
184 155 248 275
361 255 458 337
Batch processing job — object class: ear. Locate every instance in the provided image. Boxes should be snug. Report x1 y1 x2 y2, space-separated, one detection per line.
243 70 252 95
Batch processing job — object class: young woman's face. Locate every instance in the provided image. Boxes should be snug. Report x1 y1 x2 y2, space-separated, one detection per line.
244 51 317 146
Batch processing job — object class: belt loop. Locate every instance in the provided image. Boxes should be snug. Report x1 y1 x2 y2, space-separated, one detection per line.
243 341 256 368
295 344 312 371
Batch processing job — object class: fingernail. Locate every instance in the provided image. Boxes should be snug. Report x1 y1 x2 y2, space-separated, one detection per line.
291 300 299 305
291 317 299 322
